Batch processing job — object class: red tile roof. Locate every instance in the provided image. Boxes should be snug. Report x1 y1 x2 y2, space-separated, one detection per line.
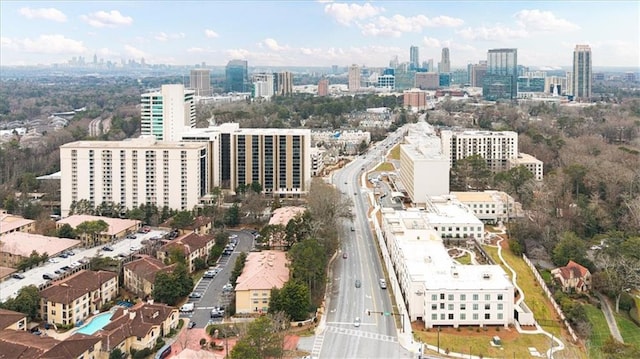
160 232 214 255
40 270 117 305
0 329 59 358
124 256 175 283
39 333 101 359
0 308 26 330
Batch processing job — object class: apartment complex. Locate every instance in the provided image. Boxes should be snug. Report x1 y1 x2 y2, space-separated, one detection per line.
140 84 195 141
423 196 485 240
0 308 27 331
60 137 207 217
40 270 118 326
451 190 520 224
507 153 544 181
123 256 176 298
403 88 431 109
399 128 450 204
572 45 592 100
181 123 311 197
440 47 451 73
56 215 140 245
0 211 35 237
235 250 289 314
380 208 514 327
158 232 215 273
0 233 80 267
440 129 518 172
317 78 329 96
0 330 102 359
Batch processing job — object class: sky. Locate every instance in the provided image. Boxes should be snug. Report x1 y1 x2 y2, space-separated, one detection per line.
1 1 638 69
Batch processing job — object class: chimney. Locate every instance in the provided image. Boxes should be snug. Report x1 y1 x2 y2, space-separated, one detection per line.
147 298 154 305
129 311 136 320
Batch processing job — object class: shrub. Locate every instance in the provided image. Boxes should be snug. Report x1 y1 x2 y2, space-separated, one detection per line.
132 348 151 359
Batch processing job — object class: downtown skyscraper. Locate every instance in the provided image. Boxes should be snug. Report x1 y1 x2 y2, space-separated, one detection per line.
440 48 451 73
572 45 592 100
225 59 249 92
410 45 420 70
483 48 518 101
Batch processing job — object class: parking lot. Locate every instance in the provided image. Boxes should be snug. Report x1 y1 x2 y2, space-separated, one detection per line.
178 230 255 328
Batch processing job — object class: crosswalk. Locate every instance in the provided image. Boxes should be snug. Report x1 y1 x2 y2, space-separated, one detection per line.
310 331 325 358
325 325 398 343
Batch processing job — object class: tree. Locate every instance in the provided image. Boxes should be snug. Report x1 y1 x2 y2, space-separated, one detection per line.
225 203 240 226
551 231 588 266
596 255 640 312
495 165 535 202
287 239 327 296
250 182 263 194
229 252 247 287
109 348 127 359
0 285 40 320
451 155 492 191
230 315 284 359
269 280 311 321
56 223 76 239
152 263 192 306
75 220 109 247
171 210 195 231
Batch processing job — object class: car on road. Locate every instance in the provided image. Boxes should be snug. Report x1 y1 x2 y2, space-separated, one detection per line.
343 252 348 259
189 292 203 299
102 245 114 251
355 279 361 288
48 258 60 263
210 307 225 318
353 317 361 327
222 283 233 292
180 303 195 312
12 273 25 280
203 270 216 279
229 234 238 239
188 321 196 329
379 278 387 289
350 226 355 231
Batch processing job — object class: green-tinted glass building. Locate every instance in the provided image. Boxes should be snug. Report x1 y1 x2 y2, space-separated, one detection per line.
225 59 249 92
482 48 517 101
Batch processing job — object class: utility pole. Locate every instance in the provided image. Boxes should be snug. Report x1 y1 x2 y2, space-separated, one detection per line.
437 326 440 354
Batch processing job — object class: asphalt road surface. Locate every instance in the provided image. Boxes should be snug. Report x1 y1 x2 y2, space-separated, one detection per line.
313 129 413 359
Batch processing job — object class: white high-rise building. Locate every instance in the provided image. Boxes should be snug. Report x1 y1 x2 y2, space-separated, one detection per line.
440 130 518 172
348 64 361 91
189 69 211 96
60 137 208 217
141 84 195 141
252 73 275 98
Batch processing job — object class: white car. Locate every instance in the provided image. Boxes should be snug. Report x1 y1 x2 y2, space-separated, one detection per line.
48 258 60 263
229 234 238 239
353 317 361 327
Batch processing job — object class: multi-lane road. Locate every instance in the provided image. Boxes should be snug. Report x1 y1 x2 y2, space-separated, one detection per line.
312 129 413 358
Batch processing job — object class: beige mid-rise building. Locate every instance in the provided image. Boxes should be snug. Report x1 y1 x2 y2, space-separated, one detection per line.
235 251 289 314
60 137 208 217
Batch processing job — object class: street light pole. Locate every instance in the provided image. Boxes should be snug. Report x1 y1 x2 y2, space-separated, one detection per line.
437 326 440 354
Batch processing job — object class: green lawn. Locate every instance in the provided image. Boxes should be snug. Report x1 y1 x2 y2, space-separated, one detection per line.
454 253 472 265
374 162 395 172
615 313 640 348
482 245 560 336
584 303 611 357
389 145 400 160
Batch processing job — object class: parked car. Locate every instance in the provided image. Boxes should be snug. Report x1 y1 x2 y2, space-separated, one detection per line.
189 292 203 299
180 303 195 312
343 252 348 259
102 245 114 251
42 273 55 280
12 273 25 280
203 271 216 279
355 279 361 288
188 321 196 329
222 283 233 292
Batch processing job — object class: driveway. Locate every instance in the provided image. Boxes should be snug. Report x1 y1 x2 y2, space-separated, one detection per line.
595 291 624 342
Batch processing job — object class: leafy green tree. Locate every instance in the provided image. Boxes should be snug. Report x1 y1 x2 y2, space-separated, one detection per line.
126 207 145 222
451 155 492 191
230 252 247 287
167 247 186 265
230 315 284 359
250 182 263 194
90 256 120 271
57 223 76 239
495 165 535 203
551 231 587 266
0 285 40 320
287 239 326 295
193 257 207 271
75 220 109 247
225 203 240 226
108 348 127 359
171 210 195 230
269 280 311 321
152 263 192 306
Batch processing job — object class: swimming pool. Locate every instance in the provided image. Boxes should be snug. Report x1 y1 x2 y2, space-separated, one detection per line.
76 312 113 335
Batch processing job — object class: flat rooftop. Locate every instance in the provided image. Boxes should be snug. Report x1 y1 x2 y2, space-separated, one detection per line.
0 214 34 235
57 215 140 236
0 232 80 257
60 137 207 149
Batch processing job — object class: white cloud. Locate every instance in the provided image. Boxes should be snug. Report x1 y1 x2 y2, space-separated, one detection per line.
262 38 287 51
154 32 185 41
422 36 441 48
18 7 67 22
15 34 86 54
456 25 528 41
514 9 579 32
96 47 119 57
360 14 464 37
204 29 219 38
225 48 251 59
81 10 133 28
187 47 205 53
124 45 147 59
324 2 384 26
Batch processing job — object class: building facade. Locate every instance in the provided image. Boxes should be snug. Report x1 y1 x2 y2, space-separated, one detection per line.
158 232 215 273
252 73 275 99
348 64 361 91
123 256 175 298
225 59 249 92
189 69 211 97
440 48 451 73
141 84 195 141
507 153 544 181
60 138 208 217
572 44 592 100
274 71 293 96
440 130 518 172
235 251 289 314
483 48 518 100
410 45 420 70
317 78 329 96
399 130 450 204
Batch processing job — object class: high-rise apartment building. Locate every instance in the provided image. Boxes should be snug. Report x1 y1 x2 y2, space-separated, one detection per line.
470 62 487 87
225 59 249 92
317 78 329 97
60 137 208 217
140 84 195 141
348 64 361 91
572 45 592 100
440 130 519 171
189 69 211 96
252 73 275 98
274 71 293 96
483 48 518 100
440 48 451 73
181 123 311 197
410 45 420 70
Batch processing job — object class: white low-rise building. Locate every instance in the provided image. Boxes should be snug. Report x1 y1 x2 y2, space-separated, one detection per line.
380 208 514 328
451 190 522 224
508 152 544 181
423 196 484 240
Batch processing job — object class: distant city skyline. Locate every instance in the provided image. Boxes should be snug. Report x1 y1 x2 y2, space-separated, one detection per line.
1 1 638 68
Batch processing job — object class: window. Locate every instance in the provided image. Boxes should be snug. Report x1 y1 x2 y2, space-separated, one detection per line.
485 304 491 310
440 293 445 300
440 303 445 309
485 313 491 320
473 313 478 320
440 313 445 320
431 304 437 310
460 313 466 320
448 313 454 320
448 294 454 301
448 304 454 310
497 304 503 310
432 313 437 320
460 304 466 310
460 294 466 301
473 304 478 310
432 294 437 301
485 294 490 301
498 313 503 320
497 294 503 300
473 294 478 301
